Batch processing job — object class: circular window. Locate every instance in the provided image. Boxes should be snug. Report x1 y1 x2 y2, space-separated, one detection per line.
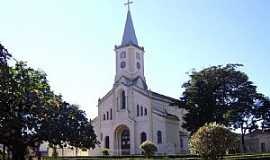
137 62 141 69
120 61 126 68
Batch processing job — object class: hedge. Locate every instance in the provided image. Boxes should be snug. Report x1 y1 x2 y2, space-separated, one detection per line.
42 153 270 160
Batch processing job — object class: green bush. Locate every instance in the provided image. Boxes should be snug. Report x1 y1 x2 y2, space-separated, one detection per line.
189 122 238 160
139 140 157 158
100 148 110 156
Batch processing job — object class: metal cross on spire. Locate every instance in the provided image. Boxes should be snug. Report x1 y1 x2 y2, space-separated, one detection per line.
124 0 133 11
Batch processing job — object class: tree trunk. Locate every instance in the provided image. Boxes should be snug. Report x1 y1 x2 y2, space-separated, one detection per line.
241 129 247 152
12 145 26 160
36 145 41 160
3 144 6 160
8 147 11 160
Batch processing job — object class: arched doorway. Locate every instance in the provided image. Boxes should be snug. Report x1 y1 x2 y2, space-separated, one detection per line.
115 125 130 155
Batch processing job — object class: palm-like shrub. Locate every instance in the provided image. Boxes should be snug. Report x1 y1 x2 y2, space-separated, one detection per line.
139 140 157 158
190 122 238 160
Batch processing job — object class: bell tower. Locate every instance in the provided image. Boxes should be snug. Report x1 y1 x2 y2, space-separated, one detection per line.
114 1 147 89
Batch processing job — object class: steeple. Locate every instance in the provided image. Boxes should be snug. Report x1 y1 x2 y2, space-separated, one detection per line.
114 1 147 89
121 9 138 46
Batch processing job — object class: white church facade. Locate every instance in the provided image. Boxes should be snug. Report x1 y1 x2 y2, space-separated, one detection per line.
91 6 189 155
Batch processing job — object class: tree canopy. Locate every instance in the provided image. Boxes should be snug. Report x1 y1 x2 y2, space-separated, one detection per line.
0 43 97 160
179 64 270 150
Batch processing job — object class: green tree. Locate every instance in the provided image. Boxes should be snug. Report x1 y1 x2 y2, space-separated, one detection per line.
179 64 270 151
0 43 97 160
190 122 238 160
0 43 11 65
228 94 270 151
46 102 97 150
0 43 15 159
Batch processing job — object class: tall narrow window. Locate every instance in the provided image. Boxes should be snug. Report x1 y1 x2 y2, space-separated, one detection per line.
137 105 140 116
140 106 143 116
100 133 103 141
121 90 126 109
117 97 119 109
106 111 109 120
180 136 184 148
110 108 112 120
261 143 266 152
103 114 106 120
137 62 141 70
105 136 110 148
144 108 147 116
157 131 162 144
141 132 147 144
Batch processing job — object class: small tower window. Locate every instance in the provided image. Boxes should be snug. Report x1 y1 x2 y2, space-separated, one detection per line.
103 114 106 120
120 51 126 58
136 52 140 60
106 111 109 120
137 62 141 69
140 106 143 116
120 61 126 69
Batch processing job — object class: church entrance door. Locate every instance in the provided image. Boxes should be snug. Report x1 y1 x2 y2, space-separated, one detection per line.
121 129 130 155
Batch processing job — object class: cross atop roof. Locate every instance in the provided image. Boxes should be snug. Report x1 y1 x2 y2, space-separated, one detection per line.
124 0 133 11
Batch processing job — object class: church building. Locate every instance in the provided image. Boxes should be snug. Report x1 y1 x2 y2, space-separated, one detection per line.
92 3 189 155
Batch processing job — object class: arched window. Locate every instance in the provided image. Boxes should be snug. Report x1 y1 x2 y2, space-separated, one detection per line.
137 105 140 116
140 106 143 116
121 90 126 109
157 130 162 144
140 132 147 144
144 108 147 116
105 136 110 148
106 111 109 120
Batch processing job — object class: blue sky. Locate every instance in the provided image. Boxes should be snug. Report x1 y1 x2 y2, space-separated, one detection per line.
1 0 269 119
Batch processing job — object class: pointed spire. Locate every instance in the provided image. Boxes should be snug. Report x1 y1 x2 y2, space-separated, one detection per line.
121 10 138 46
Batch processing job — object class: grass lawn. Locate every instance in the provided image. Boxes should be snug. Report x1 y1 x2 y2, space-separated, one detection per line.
42 153 270 160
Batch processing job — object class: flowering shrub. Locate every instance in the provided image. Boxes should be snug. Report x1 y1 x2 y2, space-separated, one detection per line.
139 140 157 157
190 122 238 160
